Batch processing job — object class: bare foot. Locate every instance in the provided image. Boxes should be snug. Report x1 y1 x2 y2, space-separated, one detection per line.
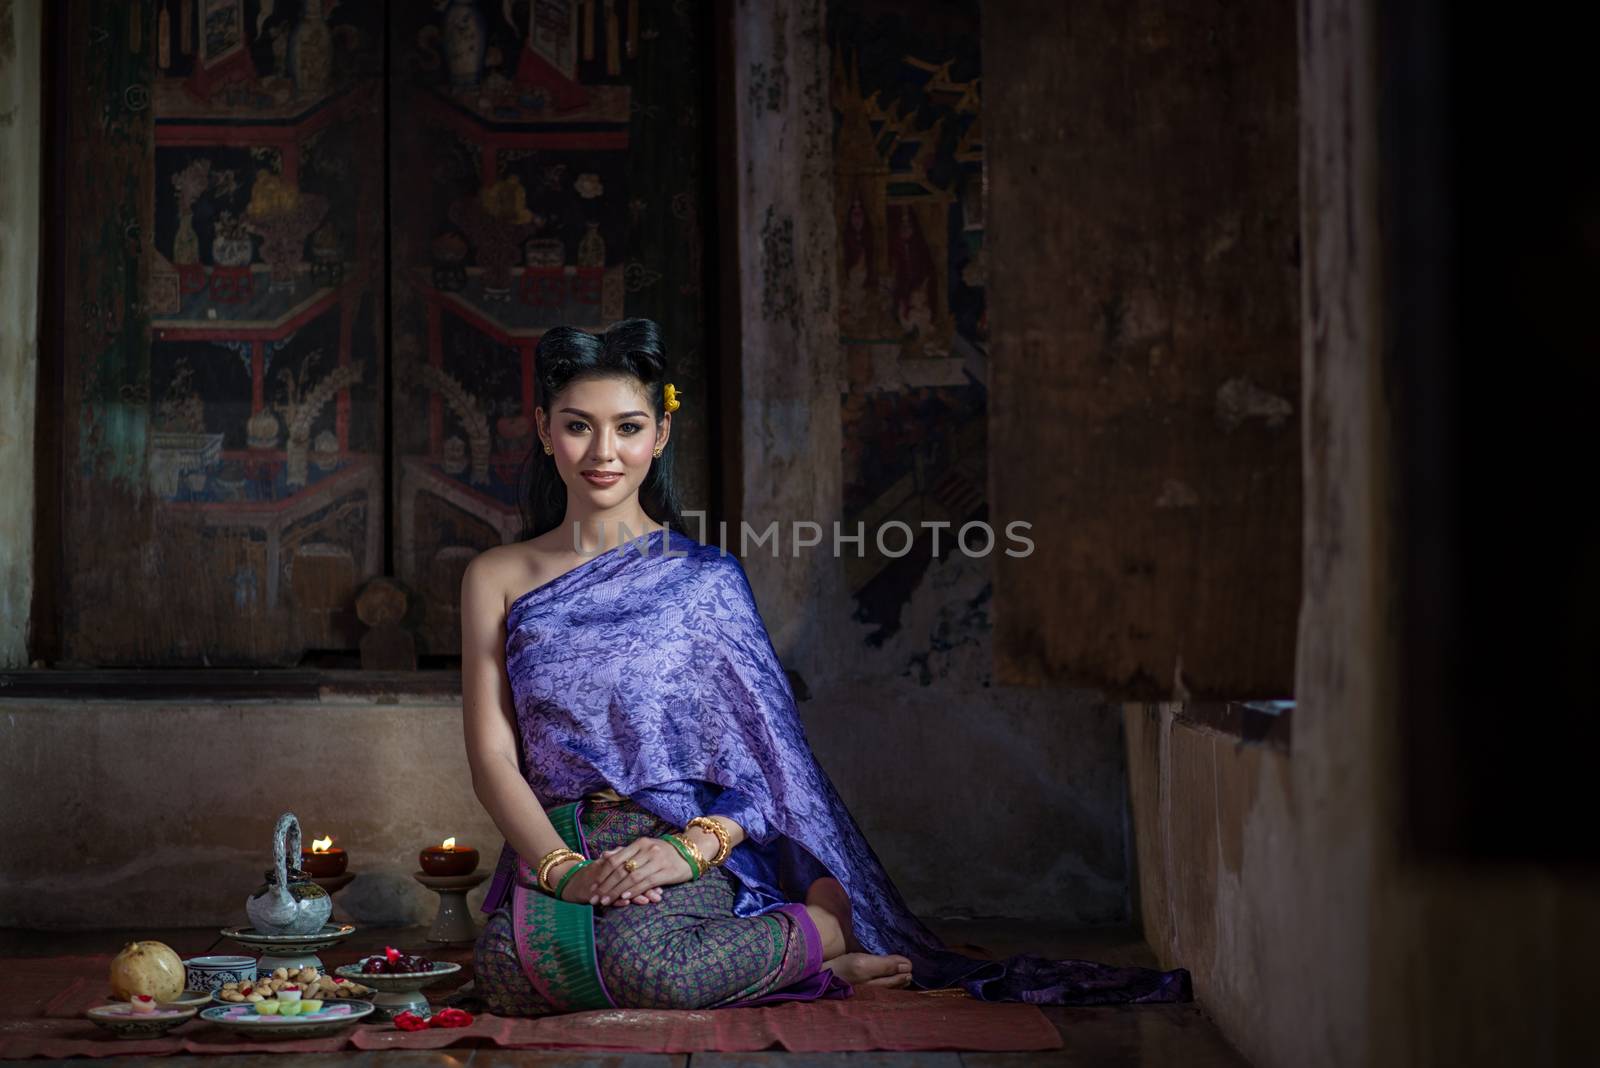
823 952 915 988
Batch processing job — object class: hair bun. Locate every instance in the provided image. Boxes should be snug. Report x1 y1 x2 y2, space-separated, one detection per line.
533 318 670 407
598 318 667 380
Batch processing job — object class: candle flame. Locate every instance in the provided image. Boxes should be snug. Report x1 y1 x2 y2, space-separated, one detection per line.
312 836 333 853
442 837 456 851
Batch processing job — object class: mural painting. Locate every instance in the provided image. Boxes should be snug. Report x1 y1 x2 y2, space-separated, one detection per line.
829 0 987 654
55 1 708 666
389 0 709 656
62 0 385 664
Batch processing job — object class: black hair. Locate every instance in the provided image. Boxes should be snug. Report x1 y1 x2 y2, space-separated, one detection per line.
518 318 686 540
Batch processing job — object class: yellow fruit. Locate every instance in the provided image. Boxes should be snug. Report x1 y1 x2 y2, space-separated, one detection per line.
108 942 185 1003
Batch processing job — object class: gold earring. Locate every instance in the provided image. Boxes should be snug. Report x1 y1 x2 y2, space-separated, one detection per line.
653 446 663 458
543 442 553 455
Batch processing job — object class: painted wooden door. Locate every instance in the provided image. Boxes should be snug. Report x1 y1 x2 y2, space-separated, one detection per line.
58 0 387 665
54 1 711 664
387 0 711 657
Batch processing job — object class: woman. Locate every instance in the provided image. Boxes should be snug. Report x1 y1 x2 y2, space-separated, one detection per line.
463 319 1190 1013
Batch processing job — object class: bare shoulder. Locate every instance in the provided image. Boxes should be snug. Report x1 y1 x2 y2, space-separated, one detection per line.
461 535 573 614
461 543 533 615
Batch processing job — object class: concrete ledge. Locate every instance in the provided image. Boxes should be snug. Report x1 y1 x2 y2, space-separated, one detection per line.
4 683 1134 931
1 699 499 930
0 670 463 702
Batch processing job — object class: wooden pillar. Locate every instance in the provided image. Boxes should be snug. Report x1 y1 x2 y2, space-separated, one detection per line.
729 0 841 673
0 0 42 666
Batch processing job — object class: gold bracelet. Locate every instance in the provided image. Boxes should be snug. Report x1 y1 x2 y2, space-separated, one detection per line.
537 846 580 880
536 847 584 893
664 832 707 874
538 850 583 893
661 833 702 879
685 816 732 866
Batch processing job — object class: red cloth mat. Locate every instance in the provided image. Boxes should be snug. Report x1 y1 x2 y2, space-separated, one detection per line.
0 985 1061 1057
0 957 116 1020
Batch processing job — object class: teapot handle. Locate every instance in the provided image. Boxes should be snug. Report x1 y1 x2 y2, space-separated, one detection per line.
273 812 302 887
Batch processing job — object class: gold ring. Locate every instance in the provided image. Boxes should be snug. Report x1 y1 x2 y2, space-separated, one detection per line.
623 859 639 872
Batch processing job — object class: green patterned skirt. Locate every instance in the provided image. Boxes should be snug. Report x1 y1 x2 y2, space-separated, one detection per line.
474 797 837 1014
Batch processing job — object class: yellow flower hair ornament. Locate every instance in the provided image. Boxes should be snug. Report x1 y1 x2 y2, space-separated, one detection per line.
663 383 682 413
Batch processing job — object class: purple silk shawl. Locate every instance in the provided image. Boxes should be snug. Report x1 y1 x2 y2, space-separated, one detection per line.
482 528 1191 1005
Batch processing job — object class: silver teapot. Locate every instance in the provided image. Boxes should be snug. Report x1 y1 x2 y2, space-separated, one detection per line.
245 812 332 935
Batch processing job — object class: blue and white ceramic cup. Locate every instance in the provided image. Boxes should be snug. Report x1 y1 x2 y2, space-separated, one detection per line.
183 955 257 992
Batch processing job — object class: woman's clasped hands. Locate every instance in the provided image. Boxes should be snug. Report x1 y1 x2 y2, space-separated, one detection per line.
556 836 699 906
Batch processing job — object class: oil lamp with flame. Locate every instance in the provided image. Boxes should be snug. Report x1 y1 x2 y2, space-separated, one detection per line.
418 836 479 877
413 836 488 944
299 834 348 878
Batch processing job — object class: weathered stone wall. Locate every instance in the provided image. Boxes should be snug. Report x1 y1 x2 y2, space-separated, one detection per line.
0 685 1128 929
987 0 1302 699
1125 1 1592 1065
732 0 1132 928
0 0 40 668
1123 1 1388 1061
1 698 503 929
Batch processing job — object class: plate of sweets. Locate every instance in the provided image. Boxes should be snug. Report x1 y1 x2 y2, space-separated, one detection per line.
198 993 375 1039
85 996 198 1039
211 965 374 1006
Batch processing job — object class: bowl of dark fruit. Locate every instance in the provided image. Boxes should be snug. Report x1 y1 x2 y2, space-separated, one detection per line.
333 948 460 1021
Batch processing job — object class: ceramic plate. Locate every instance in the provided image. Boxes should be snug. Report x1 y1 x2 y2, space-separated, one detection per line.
219 923 355 951
198 999 374 1039
85 1002 198 1039
160 989 214 1010
334 960 461 992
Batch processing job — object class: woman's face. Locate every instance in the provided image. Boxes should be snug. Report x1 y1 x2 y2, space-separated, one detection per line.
539 375 668 504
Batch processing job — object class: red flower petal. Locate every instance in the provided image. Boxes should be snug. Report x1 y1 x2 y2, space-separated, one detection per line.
392 1011 430 1032
430 1008 473 1028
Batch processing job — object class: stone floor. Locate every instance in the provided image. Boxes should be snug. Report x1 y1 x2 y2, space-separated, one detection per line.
2 921 1250 1066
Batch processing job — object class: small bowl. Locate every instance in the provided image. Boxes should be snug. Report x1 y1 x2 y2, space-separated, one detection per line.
86 1001 197 1039
184 955 258 993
